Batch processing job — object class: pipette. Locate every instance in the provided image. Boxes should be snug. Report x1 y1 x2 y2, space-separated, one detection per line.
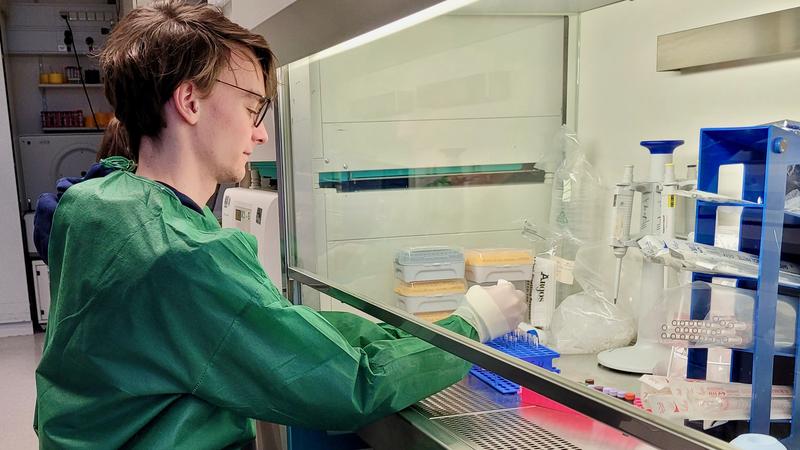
610 165 635 302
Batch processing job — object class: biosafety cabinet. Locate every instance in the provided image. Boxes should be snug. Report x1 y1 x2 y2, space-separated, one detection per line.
256 0 800 448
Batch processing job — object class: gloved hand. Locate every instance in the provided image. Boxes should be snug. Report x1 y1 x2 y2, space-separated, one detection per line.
453 280 527 342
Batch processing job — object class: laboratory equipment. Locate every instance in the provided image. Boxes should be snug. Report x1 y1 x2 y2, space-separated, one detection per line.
396 294 464 316
610 165 635 301
394 246 465 283
394 279 466 315
394 279 467 297
393 248 467 317
31 260 50 325
19 133 103 211
469 330 561 394
221 188 282 290
730 434 788 450
599 140 685 374
464 248 534 283
640 375 793 422
638 235 800 287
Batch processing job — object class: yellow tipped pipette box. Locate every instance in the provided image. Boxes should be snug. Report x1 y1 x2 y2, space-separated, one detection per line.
465 248 534 283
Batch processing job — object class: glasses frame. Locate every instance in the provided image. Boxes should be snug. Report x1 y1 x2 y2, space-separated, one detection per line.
215 78 271 127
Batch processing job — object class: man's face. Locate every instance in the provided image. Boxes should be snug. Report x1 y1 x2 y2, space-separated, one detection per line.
196 48 269 183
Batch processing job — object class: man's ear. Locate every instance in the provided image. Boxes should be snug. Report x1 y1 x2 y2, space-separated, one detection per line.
171 81 200 125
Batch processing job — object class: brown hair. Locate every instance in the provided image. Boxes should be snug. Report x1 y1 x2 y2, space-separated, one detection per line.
95 117 133 162
98 0 277 158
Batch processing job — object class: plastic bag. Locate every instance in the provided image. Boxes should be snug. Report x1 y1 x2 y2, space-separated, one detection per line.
649 281 796 350
522 222 582 329
547 243 638 354
640 375 792 424
548 126 608 244
549 292 635 354
638 235 800 287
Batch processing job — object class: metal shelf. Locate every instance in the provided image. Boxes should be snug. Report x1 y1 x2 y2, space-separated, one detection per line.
38 84 103 88
41 127 104 133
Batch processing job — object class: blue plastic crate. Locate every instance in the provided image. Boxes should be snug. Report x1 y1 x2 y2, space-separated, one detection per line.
470 332 560 394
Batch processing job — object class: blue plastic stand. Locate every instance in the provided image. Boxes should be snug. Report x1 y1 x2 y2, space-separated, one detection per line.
469 333 560 394
641 140 685 154
690 122 800 446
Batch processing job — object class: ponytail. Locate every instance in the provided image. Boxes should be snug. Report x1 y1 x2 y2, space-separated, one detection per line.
96 117 134 162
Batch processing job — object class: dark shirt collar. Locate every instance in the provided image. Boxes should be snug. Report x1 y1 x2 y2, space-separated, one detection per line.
155 182 205 215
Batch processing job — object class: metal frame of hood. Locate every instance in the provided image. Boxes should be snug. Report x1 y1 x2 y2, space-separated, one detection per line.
251 0 627 65
252 0 443 65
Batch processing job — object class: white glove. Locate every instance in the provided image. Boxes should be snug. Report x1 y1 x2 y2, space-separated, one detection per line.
453 280 527 342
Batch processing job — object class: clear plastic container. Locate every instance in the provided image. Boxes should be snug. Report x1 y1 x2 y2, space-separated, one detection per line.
653 281 796 350
394 279 467 297
394 246 465 282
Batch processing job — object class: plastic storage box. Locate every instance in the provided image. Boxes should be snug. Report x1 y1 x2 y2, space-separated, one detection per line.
394 246 465 282
394 279 466 297
394 279 466 313
396 293 464 314
464 248 534 283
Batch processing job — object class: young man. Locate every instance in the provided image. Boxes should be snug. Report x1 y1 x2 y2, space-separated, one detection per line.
33 1 526 448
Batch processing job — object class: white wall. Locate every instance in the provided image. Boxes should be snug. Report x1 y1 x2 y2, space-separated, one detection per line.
0 49 32 336
577 0 800 186
229 0 294 31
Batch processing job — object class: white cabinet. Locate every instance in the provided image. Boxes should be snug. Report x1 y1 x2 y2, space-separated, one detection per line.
32 260 50 325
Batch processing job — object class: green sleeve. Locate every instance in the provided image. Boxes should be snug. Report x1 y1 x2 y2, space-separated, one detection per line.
317 310 478 347
186 235 478 431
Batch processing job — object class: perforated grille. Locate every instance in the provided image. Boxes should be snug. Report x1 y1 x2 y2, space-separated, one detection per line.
417 383 503 417
437 410 582 450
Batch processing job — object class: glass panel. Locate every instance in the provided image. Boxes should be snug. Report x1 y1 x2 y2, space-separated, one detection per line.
287 3 574 317
277 1 727 448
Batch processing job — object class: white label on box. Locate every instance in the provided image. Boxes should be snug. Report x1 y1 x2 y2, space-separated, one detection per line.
554 256 574 285
531 257 556 328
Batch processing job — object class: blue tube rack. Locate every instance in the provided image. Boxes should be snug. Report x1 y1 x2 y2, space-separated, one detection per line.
470 333 560 394
689 122 800 446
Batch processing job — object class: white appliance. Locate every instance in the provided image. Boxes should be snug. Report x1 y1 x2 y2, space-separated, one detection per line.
32 260 50 325
221 188 283 291
19 133 102 211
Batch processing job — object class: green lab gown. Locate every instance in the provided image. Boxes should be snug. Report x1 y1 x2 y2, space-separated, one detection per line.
34 169 477 449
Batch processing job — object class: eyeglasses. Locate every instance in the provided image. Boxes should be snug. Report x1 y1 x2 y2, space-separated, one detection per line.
214 79 271 127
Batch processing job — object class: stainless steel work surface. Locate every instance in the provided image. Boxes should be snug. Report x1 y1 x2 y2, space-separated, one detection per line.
556 354 642 393
360 370 658 450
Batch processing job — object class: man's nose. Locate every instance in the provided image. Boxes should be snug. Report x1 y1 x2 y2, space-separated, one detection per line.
253 121 268 144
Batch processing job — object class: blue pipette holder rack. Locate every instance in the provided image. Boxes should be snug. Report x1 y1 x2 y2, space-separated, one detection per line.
689 121 800 446
470 333 560 394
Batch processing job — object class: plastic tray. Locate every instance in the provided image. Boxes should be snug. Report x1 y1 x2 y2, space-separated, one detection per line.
396 294 464 313
465 264 533 283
